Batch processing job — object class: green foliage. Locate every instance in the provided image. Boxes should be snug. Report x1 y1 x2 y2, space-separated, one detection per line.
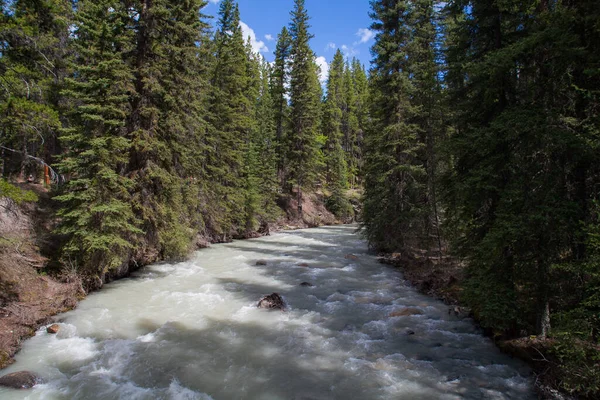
125 0 211 257
362 0 441 252
322 50 348 193
271 27 292 185
442 0 600 340
0 180 38 204
0 0 70 179
56 0 141 275
325 191 353 221
343 59 367 188
287 0 324 207
553 203 600 342
551 334 600 398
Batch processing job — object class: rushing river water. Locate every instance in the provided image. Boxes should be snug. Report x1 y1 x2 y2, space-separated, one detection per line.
0 225 535 400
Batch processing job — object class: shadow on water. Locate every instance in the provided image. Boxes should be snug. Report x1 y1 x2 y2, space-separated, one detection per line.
81 316 470 400
11 226 534 400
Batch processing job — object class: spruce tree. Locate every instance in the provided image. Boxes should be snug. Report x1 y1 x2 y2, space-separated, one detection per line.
349 58 368 187
55 0 141 276
127 0 211 257
287 0 323 216
270 27 292 186
341 61 359 189
0 0 70 180
240 38 261 234
322 49 351 219
443 0 600 338
363 0 430 251
205 0 254 237
253 59 280 224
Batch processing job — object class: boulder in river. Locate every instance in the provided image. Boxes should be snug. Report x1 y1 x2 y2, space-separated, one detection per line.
255 260 268 266
0 371 39 389
46 324 60 334
257 293 285 310
300 282 314 287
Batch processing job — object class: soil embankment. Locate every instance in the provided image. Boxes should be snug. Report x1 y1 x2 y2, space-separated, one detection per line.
0 186 84 369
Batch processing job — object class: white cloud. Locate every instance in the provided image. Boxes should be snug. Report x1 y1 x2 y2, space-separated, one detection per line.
208 0 220 4
341 45 359 58
315 56 329 84
326 42 336 51
265 34 274 41
239 21 269 54
355 28 375 44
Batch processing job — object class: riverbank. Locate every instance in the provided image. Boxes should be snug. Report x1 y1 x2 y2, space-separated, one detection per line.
0 185 346 369
0 188 83 369
377 251 593 400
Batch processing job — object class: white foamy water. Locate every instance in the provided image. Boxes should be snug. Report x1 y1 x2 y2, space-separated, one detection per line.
0 225 534 399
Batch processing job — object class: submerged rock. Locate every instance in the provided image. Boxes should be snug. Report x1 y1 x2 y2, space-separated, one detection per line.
389 308 423 317
300 282 314 287
255 260 268 266
257 293 285 310
46 324 60 334
0 371 38 389
345 254 359 261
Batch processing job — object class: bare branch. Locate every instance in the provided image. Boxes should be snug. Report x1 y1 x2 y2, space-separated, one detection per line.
0 145 62 183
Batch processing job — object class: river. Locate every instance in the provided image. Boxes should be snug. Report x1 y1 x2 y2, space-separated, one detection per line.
0 225 534 399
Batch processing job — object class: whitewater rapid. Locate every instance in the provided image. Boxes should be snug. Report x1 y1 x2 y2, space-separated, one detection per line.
0 225 534 399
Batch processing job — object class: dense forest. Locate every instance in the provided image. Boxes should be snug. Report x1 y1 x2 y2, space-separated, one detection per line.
0 0 367 277
1 0 599 396
362 0 600 396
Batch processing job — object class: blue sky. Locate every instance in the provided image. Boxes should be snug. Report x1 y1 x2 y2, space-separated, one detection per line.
204 0 374 82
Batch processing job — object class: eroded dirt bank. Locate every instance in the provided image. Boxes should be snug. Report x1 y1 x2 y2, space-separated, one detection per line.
0 190 84 369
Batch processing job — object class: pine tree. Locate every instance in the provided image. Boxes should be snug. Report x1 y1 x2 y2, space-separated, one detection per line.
127 0 211 257
322 49 351 219
253 59 280 224
350 58 368 187
443 0 600 338
55 0 141 276
0 0 70 180
270 27 292 186
240 37 261 234
205 0 254 237
287 0 323 216
409 0 444 251
363 0 431 251
341 60 359 189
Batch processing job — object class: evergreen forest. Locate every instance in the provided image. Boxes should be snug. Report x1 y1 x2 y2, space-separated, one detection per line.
1 0 599 396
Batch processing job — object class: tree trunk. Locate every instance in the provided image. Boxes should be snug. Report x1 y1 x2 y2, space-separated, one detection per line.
538 298 551 339
537 259 551 339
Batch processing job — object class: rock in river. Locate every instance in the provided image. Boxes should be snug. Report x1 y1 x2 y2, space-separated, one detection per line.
257 293 286 310
389 307 423 317
0 371 39 389
46 324 60 334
